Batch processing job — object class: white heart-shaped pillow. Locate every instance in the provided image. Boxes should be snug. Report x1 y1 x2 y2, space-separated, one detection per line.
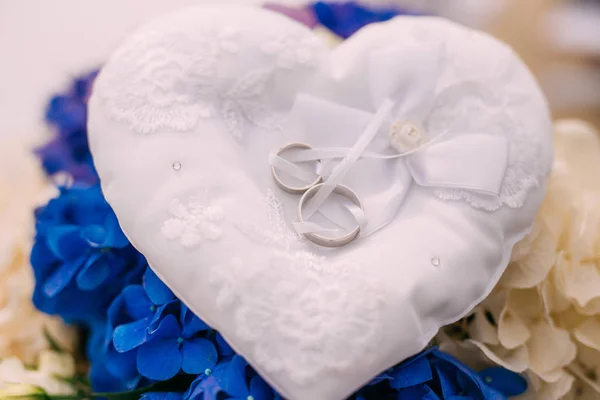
88 6 552 400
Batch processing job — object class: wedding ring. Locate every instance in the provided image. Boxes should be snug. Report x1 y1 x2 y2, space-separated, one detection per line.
271 142 322 194
297 183 363 248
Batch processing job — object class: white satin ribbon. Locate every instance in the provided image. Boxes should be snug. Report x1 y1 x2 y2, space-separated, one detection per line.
271 43 509 240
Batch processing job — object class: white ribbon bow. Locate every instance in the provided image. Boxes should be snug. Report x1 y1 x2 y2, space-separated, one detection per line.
271 44 509 239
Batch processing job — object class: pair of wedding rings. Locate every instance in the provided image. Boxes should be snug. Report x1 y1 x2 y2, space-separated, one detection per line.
271 143 364 248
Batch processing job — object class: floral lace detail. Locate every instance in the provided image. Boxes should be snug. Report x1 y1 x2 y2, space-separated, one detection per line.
211 191 382 383
261 34 321 69
219 68 282 139
95 25 317 137
161 197 224 247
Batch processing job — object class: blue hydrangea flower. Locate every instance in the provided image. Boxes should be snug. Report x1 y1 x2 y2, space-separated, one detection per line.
31 185 146 323
312 1 420 38
355 347 526 400
113 268 176 353
137 309 217 380
37 71 98 184
91 271 218 390
185 356 278 400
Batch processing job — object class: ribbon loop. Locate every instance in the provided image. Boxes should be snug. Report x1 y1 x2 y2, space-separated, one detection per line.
407 134 509 195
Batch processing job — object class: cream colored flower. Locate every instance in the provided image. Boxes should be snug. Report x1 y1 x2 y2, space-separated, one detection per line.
0 138 75 363
441 120 600 399
0 138 56 266
0 350 75 395
499 220 556 289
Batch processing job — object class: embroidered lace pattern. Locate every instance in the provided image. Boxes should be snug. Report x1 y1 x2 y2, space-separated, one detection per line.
210 191 383 383
161 197 224 248
95 25 321 138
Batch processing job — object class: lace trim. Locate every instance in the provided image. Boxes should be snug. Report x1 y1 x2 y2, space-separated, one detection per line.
423 45 550 211
95 26 320 138
210 191 383 383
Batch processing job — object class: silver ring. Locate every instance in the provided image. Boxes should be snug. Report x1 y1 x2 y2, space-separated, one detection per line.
297 183 363 248
271 142 322 194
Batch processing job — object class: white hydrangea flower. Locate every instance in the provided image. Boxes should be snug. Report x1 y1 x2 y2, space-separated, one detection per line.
0 138 76 363
440 120 600 400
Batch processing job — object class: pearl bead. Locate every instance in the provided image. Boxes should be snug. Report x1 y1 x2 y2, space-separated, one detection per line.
172 162 182 171
431 257 441 267
389 120 425 153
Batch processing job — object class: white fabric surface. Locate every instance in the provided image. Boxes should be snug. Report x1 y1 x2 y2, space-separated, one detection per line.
88 6 553 400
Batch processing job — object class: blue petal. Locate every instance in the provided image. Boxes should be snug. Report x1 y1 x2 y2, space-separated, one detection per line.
212 356 249 397
191 376 222 400
104 344 141 383
122 285 153 320
148 301 179 334
107 292 128 330
391 352 433 389
143 268 174 305
90 359 140 393
31 238 58 267
86 320 109 360
149 314 181 340
249 375 272 400
433 350 505 399
183 374 205 400
431 359 460 398
181 307 210 338
103 212 130 248
113 317 151 353
46 225 88 261
42 255 86 297
216 333 234 357
312 1 402 39
368 372 393 385
76 252 110 290
137 337 182 380
183 375 209 400
397 385 441 400
80 224 108 248
181 338 218 374
478 368 527 397
141 393 184 400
